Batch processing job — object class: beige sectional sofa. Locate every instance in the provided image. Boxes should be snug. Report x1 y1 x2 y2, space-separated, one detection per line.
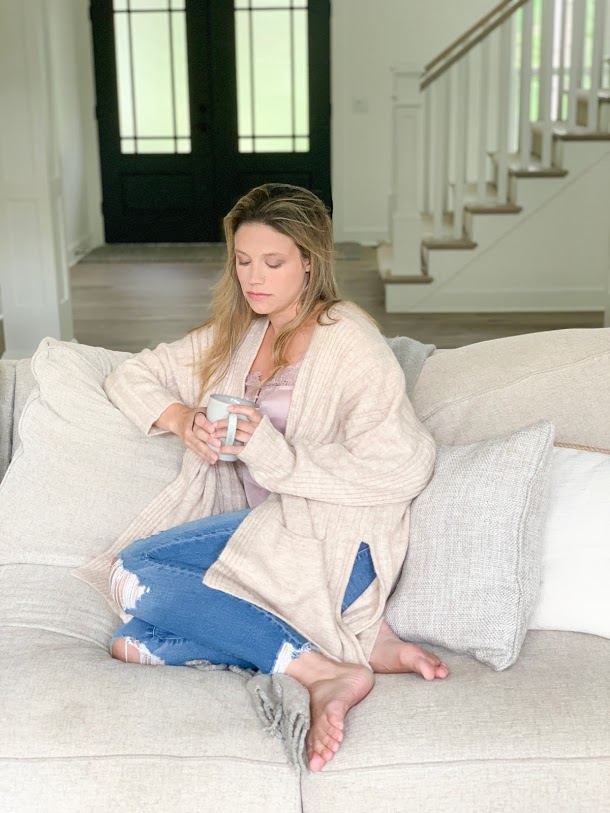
1 328 609 812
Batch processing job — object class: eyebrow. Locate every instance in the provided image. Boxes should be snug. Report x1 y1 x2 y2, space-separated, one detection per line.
235 249 286 259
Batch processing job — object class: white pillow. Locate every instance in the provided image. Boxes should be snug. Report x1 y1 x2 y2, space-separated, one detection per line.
529 446 610 639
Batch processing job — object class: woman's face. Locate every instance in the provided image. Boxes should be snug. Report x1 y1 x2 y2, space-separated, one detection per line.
234 222 310 326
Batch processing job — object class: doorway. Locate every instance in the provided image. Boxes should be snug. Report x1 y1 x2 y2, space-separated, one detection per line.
90 0 331 242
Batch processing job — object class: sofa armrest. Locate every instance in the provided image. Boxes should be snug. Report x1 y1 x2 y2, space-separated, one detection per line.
0 360 17 481
0 358 35 482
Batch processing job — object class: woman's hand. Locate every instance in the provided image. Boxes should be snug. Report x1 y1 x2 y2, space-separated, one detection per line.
162 404 224 464
212 404 263 458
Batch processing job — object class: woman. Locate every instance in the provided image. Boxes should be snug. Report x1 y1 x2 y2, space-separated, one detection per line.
102 184 448 772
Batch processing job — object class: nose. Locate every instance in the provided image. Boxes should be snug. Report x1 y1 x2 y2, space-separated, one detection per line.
247 260 266 285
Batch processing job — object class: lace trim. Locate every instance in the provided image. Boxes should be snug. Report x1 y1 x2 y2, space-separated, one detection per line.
245 360 303 389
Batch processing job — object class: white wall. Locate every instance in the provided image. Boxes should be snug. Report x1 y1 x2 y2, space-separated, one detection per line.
48 0 103 263
54 0 492 253
423 146 610 311
331 0 493 242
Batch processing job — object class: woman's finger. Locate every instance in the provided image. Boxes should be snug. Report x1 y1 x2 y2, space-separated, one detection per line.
213 417 259 435
194 427 221 447
218 443 243 457
186 435 219 464
226 405 259 420
193 412 215 434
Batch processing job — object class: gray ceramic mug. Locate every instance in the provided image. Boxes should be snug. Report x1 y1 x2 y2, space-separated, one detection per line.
206 393 255 462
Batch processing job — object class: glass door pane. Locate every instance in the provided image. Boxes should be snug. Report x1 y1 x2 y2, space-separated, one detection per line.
234 1 309 153
113 1 191 154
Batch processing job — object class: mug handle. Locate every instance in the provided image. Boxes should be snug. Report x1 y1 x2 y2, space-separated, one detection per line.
224 411 238 447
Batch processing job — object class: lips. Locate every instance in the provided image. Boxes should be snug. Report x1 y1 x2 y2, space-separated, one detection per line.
247 292 271 298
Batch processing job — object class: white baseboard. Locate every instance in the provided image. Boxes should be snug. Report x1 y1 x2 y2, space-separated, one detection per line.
334 227 389 245
385 284 607 313
67 234 98 267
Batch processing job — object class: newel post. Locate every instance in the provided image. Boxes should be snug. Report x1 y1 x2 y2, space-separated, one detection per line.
387 64 423 276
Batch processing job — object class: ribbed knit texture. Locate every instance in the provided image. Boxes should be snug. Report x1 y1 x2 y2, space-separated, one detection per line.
71 302 436 665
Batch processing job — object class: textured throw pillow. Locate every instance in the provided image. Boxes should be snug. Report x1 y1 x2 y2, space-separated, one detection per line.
529 445 610 639
0 338 184 567
385 421 555 671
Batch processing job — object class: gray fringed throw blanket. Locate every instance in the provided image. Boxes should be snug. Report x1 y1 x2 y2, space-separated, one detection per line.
186 335 435 771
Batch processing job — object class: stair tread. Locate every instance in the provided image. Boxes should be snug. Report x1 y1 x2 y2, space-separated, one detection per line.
422 232 477 246
489 150 566 175
450 180 498 200
553 124 610 140
531 122 610 140
576 88 610 103
381 271 434 284
465 202 522 214
508 159 567 177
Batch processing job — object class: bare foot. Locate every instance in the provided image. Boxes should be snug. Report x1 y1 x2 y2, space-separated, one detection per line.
286 651 374 772
369 620 449 680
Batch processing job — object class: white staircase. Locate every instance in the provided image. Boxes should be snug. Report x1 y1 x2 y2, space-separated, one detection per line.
380 0 610 319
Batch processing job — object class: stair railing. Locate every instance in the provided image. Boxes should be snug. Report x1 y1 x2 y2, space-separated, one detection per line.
388 0 609 272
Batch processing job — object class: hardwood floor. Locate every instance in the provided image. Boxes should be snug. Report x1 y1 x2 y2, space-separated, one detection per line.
1 245 604 356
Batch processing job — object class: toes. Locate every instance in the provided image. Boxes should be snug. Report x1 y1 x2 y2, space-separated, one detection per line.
308 739 337 771
321 732 341 753
309 751 326 772
414 656 435 680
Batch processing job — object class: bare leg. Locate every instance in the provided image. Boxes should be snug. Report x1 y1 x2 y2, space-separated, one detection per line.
111 637 165 666
285 650 374 773
369 620 449 679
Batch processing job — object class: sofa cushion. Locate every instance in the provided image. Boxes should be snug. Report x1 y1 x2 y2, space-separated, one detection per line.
412 327 610 448
299 631 610 812
385 421 555 671
0 338 183 567
529 445 610 639
0 566 299 812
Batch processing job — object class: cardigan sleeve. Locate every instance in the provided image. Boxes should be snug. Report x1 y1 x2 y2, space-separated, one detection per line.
238 358 436 507
103 333 198 436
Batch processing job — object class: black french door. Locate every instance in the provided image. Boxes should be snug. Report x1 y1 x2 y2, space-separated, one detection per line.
90 0 331 242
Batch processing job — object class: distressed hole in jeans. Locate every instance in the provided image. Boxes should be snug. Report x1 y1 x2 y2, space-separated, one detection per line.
272 641 319 674
115 636 165 666
109 556 150 611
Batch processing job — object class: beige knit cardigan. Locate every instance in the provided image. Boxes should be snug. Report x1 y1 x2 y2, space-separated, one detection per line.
73 302 436 666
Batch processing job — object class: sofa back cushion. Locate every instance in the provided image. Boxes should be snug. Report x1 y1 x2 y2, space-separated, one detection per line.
413 328 610 448
0 338 184 567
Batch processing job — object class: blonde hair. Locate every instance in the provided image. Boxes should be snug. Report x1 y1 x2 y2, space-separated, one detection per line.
189 183 348 402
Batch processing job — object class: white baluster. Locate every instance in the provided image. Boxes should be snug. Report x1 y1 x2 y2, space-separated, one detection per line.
556 0 568 121
496 22 512 203
588 0 607 130
567 0 586 129
478 38 490 200
422 86 432 215
453 57 469 239
539 0 555 166
389 65 423 275
433 73 450 237
519 1 534 167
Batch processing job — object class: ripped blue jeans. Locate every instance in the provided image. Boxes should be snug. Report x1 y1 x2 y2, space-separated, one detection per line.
110 508 376 674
